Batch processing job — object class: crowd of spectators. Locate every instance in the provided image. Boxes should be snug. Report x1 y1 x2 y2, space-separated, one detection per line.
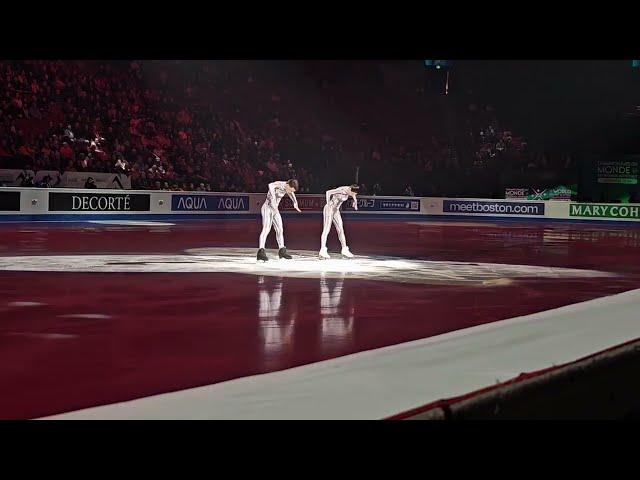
1 60 575 196
0 60 317 192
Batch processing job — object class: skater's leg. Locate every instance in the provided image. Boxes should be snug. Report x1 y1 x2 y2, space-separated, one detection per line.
332 210 347 249
320 204 333 250
272 210 285 249
273 211 292 259
259 202 273 249
334 211 354 257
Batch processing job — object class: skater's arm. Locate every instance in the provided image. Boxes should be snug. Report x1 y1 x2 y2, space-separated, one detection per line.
350 190 358 210
268 182 279 209
287 190 301 212
325 188 340 204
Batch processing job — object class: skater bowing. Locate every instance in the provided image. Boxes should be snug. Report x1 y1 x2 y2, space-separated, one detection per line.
319 184 359 259
257 179 301 261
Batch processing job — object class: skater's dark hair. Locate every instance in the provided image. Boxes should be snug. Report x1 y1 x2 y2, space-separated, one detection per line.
287 179 299 190
349 184 360 192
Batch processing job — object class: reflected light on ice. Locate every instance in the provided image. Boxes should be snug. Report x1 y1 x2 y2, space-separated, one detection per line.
0 248 618 286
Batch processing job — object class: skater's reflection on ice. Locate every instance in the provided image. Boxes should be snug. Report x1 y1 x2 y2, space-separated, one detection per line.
319 272 355 352
256 273 356 366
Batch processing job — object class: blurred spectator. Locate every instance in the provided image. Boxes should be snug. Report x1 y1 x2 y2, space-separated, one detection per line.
17 171 34 187
115 156 128 174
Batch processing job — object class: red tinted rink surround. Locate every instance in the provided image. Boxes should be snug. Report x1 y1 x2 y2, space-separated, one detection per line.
1 218 640 419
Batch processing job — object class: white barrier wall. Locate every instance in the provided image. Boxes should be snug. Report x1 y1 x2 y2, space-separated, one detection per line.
1 187 640 223
0 188 424 218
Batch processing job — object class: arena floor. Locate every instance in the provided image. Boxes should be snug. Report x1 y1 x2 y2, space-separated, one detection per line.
2 217 640 419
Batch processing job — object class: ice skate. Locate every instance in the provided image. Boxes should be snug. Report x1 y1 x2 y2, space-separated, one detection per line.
257 248 269 262
341 246 354 258
278 247 292 259
319 247 331 259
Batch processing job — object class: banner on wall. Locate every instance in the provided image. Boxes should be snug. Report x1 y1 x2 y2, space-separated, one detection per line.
49 192 150 212
0 169 35 186
0 191 20 211
280 195 325 211
278 195 421 213
353 197 420 212
597 159 639 185
62 172 131 190
33 170 64 186
505 185 575 201
171 194 250 212
443 199 545 216
0 169 131 189
569 203 640 220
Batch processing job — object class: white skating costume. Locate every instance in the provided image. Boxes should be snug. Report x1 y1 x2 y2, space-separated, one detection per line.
320 186 356 258
259 181 299 250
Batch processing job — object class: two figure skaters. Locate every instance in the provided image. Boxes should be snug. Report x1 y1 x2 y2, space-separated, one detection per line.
257 180 359 261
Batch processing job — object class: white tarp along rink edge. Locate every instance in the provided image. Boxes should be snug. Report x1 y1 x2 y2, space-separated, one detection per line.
43 287 640 420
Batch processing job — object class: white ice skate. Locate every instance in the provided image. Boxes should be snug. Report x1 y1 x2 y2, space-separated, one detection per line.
341 246 354 258
319 247 331 259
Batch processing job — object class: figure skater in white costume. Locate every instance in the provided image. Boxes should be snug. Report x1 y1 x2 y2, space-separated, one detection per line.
319 184 359 259
257 179 301 261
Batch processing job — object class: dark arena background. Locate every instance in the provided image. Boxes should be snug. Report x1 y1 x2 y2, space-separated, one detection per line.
2 60 640 419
